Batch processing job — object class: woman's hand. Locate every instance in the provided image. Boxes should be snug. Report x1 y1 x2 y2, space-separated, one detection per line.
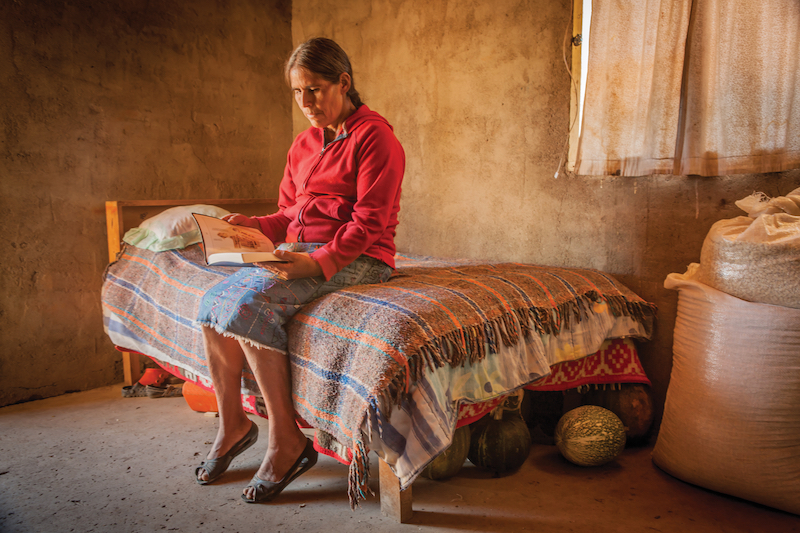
221 213 259 229
259 250 323 280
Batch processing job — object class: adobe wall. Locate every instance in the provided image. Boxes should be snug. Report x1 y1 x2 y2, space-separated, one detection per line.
0 0 292 405
4 0 798 419
291 0 800 422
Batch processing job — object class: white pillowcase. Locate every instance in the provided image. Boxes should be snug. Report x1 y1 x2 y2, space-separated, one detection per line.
123 204 231 252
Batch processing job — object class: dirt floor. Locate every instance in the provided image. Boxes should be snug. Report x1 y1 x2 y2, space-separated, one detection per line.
0 385 797 533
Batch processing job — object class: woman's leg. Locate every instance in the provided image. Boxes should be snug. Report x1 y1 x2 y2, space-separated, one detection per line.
240 342 307 499
195 252 391 490
197 326 253 482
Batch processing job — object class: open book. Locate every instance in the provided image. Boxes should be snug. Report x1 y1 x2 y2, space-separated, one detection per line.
192 213 285 266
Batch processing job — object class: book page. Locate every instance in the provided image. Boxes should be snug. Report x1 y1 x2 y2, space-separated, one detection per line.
192 213 275 255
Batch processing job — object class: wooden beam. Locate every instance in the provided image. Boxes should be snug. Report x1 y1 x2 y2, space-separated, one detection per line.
105 201 123 263
122 350 141 387
106 201 140 386
379 458 413 523
566 0 583 172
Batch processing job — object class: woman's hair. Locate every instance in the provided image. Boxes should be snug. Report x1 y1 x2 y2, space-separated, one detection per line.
285 38 363 108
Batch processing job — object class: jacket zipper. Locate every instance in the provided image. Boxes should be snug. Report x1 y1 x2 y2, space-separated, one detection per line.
297 133 348 240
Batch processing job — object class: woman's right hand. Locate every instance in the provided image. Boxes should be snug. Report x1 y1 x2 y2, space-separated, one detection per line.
222 213 259 229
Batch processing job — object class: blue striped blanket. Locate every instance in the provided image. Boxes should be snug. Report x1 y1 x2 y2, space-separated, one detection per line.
102 244 656 507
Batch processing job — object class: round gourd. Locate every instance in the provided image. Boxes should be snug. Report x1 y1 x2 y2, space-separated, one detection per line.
421 424 471 480
583 384 654 443
468 414 532 475
554 405 626 466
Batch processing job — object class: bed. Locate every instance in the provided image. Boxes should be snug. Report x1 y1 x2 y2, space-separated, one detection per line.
102 199 657 521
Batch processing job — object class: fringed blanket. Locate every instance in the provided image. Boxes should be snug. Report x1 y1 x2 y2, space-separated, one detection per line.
287 261 656 505
102 245 656 507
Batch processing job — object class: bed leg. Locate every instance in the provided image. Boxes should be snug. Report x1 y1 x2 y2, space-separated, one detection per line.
122 351 141 387
379 458 413 523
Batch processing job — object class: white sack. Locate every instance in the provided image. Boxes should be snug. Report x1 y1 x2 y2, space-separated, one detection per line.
653 267 800 515
696 187 800 309
734 186 800 218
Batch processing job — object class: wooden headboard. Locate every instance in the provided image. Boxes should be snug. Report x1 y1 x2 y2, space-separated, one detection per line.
105 198 279 263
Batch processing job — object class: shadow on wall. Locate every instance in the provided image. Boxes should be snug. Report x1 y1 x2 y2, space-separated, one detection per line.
0 0 293 407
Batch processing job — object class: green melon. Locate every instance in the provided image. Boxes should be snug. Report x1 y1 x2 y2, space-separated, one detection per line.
554 405 626 466
421 424 471 480
468 413 532 475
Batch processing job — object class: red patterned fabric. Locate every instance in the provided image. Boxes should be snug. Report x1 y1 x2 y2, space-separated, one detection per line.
455 396 506 428
454 338 649 424
526 338 650 391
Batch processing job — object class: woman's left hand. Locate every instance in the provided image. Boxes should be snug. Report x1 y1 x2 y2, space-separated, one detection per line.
258 250 323 280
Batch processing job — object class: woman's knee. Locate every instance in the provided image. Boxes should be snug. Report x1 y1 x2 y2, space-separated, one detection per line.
201 324 220 344
201 325 241 356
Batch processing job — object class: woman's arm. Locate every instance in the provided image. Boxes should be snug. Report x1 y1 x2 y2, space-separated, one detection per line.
310 123 405 279
221 213 260 229
259 250 323 280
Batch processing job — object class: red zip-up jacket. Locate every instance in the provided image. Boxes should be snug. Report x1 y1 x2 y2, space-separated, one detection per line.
255 105 405 280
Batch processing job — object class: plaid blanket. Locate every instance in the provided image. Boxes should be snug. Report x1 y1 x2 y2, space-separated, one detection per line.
102 245 656 507
102 245 228 380
289 258 656 504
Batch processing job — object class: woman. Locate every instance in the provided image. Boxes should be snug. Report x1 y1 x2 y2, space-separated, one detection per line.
193 38 405 503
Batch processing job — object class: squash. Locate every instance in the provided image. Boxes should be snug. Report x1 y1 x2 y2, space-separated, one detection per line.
554 405 625 466
583 384 654 444
421 425 471 480
468 392 532 475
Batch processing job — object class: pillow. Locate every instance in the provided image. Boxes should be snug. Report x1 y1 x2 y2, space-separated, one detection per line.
123 204 231 252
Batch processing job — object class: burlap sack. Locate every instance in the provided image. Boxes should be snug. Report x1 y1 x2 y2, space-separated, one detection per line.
653 267 800 515
695 187 800 309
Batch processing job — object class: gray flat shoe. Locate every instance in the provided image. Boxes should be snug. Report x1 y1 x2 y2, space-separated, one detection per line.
121 383 149 398
146 383 183 398
241 438 318 503
195 421 259 485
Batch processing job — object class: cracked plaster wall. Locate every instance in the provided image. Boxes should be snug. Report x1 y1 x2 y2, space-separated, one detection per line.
292 0 800 423
0 0 292 406
2 0 799 420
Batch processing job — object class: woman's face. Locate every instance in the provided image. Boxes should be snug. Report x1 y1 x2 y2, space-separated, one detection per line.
290 68 351 132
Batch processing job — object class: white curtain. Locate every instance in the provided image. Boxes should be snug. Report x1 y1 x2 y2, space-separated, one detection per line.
576 0 800 177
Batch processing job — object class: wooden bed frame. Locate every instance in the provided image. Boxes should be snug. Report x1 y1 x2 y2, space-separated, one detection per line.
105 199 279 386
105 198 413 522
